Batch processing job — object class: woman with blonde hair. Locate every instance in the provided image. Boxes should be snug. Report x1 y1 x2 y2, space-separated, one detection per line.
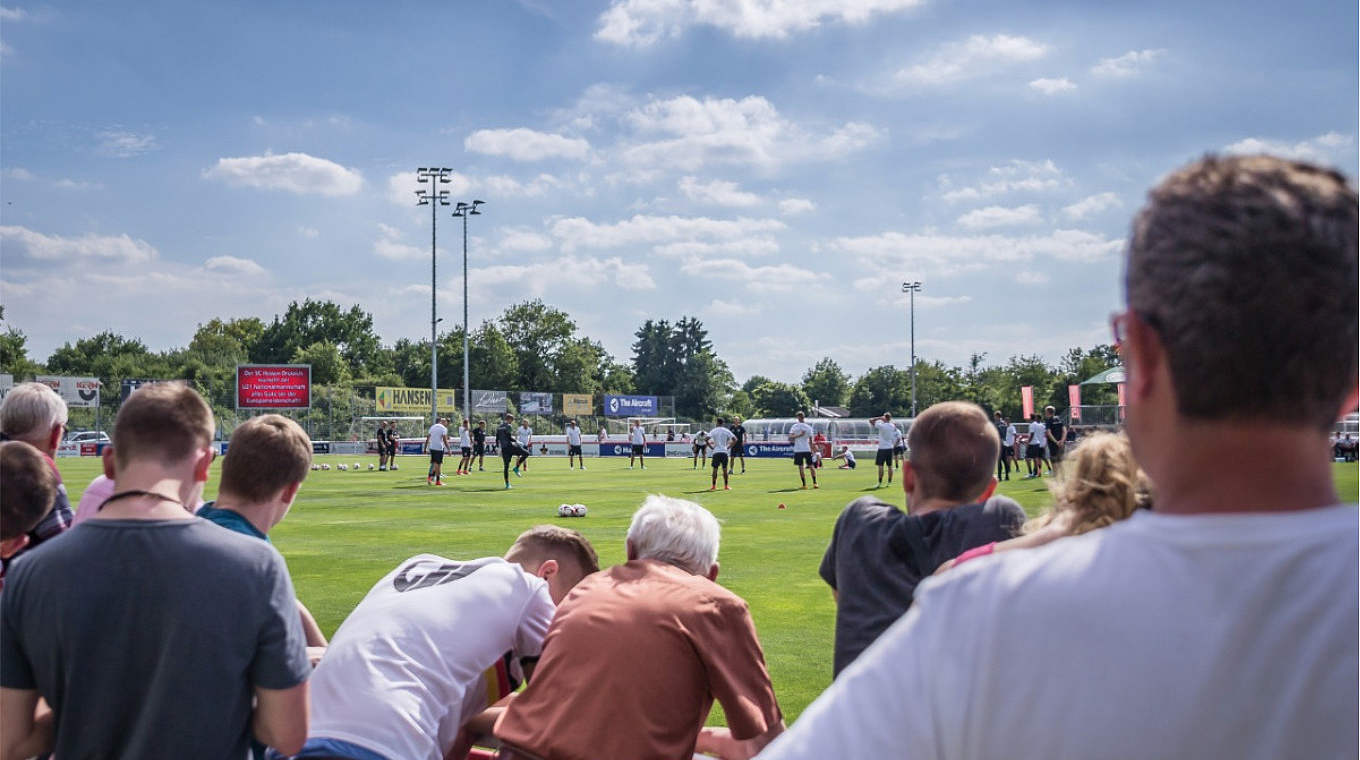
937 431 1149 572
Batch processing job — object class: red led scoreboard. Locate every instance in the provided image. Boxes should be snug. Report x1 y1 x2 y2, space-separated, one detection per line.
235 364 311 409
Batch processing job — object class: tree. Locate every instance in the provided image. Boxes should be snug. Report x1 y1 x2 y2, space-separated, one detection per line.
741 375 773 395
555 338 609 395
674 350 734 419
600 360 635 394
498 300 576 391
751 381 811 417
848 366 911 417
291 341 350 385
253 300 381 377
801 357 850 408
631 319 674 394
468 323 519 390
0 307 42 378
724 390 755 419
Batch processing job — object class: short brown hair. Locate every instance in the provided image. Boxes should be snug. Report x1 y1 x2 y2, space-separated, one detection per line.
112 382 215 469
506 524 600 584
1128 155 1358 429
219 414 312 503
906 401 999 503
0 441 57 540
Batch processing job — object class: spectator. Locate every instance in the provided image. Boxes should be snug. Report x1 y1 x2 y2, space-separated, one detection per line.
993 410 1012 480
0 382 311 759
0 441 58 576
937 431 1147 571
199 414 329 658
294 526 598 760
0 382 73 563
495 495 785 760
757 155 1358 759
819 401 1025 675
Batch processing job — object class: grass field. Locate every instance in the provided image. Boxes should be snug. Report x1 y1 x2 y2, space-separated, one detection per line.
54 454 1360 723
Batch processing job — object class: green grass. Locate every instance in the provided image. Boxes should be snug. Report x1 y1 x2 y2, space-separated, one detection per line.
54 454 1360 722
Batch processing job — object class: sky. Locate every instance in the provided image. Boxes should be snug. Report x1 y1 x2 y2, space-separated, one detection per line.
1 0 1356 385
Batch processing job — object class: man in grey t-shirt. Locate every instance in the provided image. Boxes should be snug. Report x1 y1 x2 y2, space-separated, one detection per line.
819 402 1024 675
0 383 310 760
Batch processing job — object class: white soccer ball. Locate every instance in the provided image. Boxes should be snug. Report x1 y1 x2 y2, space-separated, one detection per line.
368 464 375 471
338 464 347 471
390 463 399 470
353 463 361 471
321 463 330 471
310 464 319 471
573 504 588 517
558 504 572 517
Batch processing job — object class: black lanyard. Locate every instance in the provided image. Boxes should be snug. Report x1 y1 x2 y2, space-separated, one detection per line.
98 490 184 512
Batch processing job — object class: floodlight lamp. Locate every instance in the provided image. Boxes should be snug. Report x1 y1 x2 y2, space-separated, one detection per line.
472 200 485 206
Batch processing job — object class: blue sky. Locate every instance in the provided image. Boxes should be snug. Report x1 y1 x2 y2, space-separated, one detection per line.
2 0 1355 384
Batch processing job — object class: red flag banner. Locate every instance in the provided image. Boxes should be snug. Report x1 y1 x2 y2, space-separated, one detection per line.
1068 385 1081 421
1021 386 1034 419
1117 383 1127 421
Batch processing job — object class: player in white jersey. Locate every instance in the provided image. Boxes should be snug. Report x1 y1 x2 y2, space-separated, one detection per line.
426 417 451 486
691 428 710 469
869 413 899 488
831 445 857 469
515 419 533 474
565 419 585 470
455 419 473 476
628 420 647 469
706 418 736 491
300 526 599 760
788 411 819 490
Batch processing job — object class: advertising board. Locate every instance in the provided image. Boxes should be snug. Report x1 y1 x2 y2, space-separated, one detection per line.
236 365 311 409
603 394 658 417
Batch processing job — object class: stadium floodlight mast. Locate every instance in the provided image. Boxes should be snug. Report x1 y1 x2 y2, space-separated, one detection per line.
901 281 923 417
451 200 485 425
415 168 453 425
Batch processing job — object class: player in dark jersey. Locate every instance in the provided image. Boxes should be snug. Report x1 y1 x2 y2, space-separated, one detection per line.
384 422 401 470
729 415 748 474
495 413 522 490
472 420 487 471
377 421 390 471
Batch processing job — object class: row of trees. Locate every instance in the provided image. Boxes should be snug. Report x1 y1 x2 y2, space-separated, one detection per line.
1 301 1118 424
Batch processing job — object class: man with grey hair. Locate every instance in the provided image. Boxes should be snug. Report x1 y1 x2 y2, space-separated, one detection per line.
0 382 73 564
759 155 1358 760
495 495 785 760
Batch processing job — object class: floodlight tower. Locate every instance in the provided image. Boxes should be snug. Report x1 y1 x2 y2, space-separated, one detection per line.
901 281 923 417
416 168 453 424
451 200 485 425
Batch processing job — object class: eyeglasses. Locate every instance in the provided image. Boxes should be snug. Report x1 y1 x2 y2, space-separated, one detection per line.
1110 309 1163 352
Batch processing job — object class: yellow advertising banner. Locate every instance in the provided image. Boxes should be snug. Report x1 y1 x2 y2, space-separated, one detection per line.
375 386 458 414
562 393 594 416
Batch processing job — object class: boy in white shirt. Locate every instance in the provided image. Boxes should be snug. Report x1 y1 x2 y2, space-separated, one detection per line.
426 417 450 486
455 419 473 476
628 421 647 469
565 420 585 471
788 411 818 490
706 419 736 490
868 413 899 487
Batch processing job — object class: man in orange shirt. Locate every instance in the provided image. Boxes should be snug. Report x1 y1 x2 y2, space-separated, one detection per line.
494 495 785 760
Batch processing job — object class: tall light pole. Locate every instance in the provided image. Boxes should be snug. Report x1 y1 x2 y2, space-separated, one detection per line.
451 200 485 425
902 281 922 417
416 168 452 424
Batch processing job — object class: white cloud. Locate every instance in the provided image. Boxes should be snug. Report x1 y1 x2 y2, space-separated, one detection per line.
1091 49 1165 77
499 227 554 252
97 130 158 158
206 152 362 196
1223 131 1355 164
0 225 157 264
1016 270 1050 285
3 167 34 180
465 128 591 161
618 94 880 171
828 228 1122 275
707 298 761 317
373 223 427 261
778 198 816 216
473 256 655 293
1029 77 1076 95
204 256 266 277
894 34 1046 87
550 214 785 251
0 6 26 21
956 204 1042 229
1062 192 1122 220
385 170 473 206
678 259 828 292
481 173 566 198
652 238 780 258
595 0 922 46
678 176 763 207
4 168 98 190
298 226 320 238
938 159 1067 202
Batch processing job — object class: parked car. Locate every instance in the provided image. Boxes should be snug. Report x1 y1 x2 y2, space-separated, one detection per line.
65 430 111 445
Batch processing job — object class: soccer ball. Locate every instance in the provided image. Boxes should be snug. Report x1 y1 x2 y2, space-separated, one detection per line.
338 464 347 471
390 463 399 471
368 464 375 471
573 504 588 517
321 463 330 471
310 464 319 471
557 504 572 517
353 463 361 471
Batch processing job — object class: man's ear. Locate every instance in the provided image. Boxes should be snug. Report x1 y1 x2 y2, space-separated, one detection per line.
48 423 64 454
1338 379 1359 418
901 461 916 492
193 447 215 483
706 562 720 582
979 477 998 502
625 540 638 562
1125 314 1163 402
278 481 302 507
534 558 559 582
0 534 30 560
102 446 117 479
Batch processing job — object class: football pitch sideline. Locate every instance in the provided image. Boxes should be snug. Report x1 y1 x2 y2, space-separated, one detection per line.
55 455 1360 722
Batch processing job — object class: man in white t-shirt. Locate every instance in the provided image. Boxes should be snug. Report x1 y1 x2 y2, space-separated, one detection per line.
514 419 533 474
706 419 735 491
628 420 647 469
868 413 898 487
1024 414 1046 478
831 446 856 470
454 419 473 477
691 428 710 469
788 411 818 490
565 419 585 471
758 155 1359 760
299 526 599 760
425 417 450 486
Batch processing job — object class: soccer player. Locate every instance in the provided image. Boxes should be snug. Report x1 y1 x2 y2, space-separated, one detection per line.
892 426 906 468
788 411 818 490
515 418 533 474
832 445 857 470
455 419 473 476
1025 413 1047 478
426 417 450 486
566 419 586 470
1044 405 1066 472
385 421 401 471
496 414 520 489
869 413 898 487
730 415 748 474
691 427 709 469
472 420 487 471
377 420 390 471
707 418 735 491
628 420 647 469
993 411 1012 481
